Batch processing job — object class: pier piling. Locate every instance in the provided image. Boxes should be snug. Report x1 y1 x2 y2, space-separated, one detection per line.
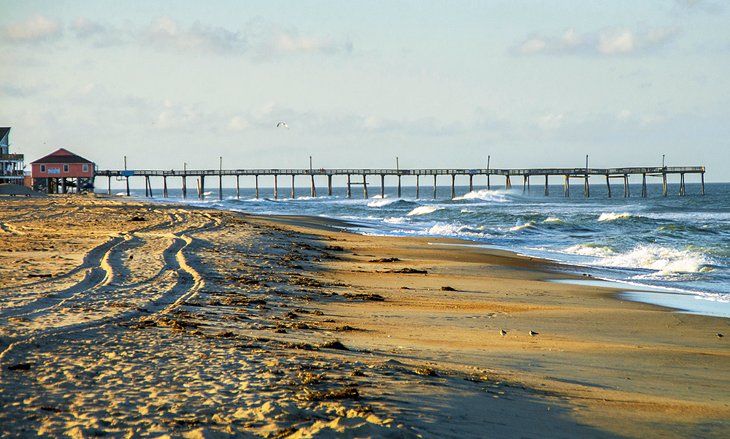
163 176 168 198
273 175 278 199
291 175 295 199
327 175 333 196
544 175 549 196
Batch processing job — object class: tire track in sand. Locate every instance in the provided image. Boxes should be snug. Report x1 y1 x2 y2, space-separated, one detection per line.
0 216 214 364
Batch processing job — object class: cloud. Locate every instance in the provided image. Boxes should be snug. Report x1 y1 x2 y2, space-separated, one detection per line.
1 15 62 43
262 30 353 57
516 26 679 56
143 17 246 54
70 17 130 47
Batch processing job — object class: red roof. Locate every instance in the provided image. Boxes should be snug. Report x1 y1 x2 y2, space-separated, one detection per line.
31 148 93 164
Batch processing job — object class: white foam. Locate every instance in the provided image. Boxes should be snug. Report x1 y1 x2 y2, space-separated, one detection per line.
564 243 616 258
543 217 563 223
598 212 632 222
453 189 509 202
509 222 535 232
367 198 397 208
384 217 407 224
406 206 442 216
597 245 712 275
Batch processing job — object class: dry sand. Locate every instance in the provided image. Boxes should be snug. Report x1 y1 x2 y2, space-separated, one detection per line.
0 196 728 438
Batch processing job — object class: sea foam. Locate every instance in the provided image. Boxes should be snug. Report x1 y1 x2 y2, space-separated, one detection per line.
597 245 712 275
407 206 443 216
453 189 509 202
564 243 616 258
598 212 633 222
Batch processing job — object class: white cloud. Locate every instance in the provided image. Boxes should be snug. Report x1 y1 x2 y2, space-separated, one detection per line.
70 17 130 47
1 15 62 43
255 27 353 59
598 30 635 55
143 17 246 54
516 26 679 56
228 116 249 131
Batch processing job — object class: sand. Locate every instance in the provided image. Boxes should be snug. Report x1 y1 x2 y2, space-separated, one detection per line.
1 196 728 438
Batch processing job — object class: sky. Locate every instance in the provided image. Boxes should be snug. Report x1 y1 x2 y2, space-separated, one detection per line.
2 0 729 181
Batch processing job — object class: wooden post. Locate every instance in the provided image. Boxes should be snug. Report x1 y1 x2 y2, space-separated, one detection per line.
327 175 333 196
397 175 401 198
182 176 187 199
147 176 153 198
701 172 705 195
662 172 667 197
544 175 549 196
433 175 437 199
564 175 569 197
126 176 130 197
487 173 491 190
679 173 685 196
347 174 351 198
605 175 611 198
641 173 647 198
363 174 368 199
310 174 316 197
522 175 528 194
416 174 420 199
451 174 456 199
624 174 629 197
236 175 240 199
163 176 168 198
107 176 111 195
583 175 589 198
469 175 473 193
380 175 385 198
291 175 295 199
273 175 278 199
199 175 205 200
218 174 223 201
255 175 259 199
505 175 512 190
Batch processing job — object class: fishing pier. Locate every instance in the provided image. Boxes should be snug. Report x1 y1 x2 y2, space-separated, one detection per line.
95 165 706 200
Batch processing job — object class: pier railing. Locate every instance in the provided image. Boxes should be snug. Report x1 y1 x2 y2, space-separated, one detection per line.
94 165 706 200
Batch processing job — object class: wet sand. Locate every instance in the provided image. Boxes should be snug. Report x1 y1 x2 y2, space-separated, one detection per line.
1 196 728 438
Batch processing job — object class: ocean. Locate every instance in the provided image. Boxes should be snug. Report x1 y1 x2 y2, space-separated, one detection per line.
122 181 730 318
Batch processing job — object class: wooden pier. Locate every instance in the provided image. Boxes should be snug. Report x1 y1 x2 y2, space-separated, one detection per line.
95 166 706 200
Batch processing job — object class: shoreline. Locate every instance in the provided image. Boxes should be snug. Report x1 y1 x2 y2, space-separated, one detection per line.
1 196 729 437
122 191 730 319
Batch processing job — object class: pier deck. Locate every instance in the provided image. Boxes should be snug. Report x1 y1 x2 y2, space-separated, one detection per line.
94 166 706 200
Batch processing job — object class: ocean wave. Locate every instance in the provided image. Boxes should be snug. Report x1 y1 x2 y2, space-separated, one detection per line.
407 206 443 216
453 189 509 202
543 217 563 224
564 243 616 258
384 217 407 224
596 245 712 275
597 212 633 222
367 198 397 208
509 221 535 232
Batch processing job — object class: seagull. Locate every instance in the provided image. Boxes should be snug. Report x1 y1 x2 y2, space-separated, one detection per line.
500 329 507 336
276 121 289 129
529 330 539 337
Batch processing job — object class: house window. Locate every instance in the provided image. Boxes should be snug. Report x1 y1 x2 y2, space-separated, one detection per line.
82 164 89 172
40 164 46 172
63 164 69 173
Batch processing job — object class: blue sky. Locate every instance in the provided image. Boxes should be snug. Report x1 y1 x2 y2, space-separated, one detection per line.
1 0 729 181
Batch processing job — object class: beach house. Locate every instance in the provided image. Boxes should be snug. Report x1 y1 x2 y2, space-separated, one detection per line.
0 127 25 185
30 148 95 194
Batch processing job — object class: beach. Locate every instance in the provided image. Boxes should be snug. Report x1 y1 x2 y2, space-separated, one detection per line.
1 196 729 438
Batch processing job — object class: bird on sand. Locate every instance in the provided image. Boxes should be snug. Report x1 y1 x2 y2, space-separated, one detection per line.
500 329 507 336
718 333 724 338
529 330 539 337
276 121 289 128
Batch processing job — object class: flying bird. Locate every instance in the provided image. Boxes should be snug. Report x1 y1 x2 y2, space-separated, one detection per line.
529 330 539 337
500 329 507 336
276 121 289 129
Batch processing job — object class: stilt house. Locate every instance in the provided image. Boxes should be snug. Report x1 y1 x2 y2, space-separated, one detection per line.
0 127 25 184
31 148 95 194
